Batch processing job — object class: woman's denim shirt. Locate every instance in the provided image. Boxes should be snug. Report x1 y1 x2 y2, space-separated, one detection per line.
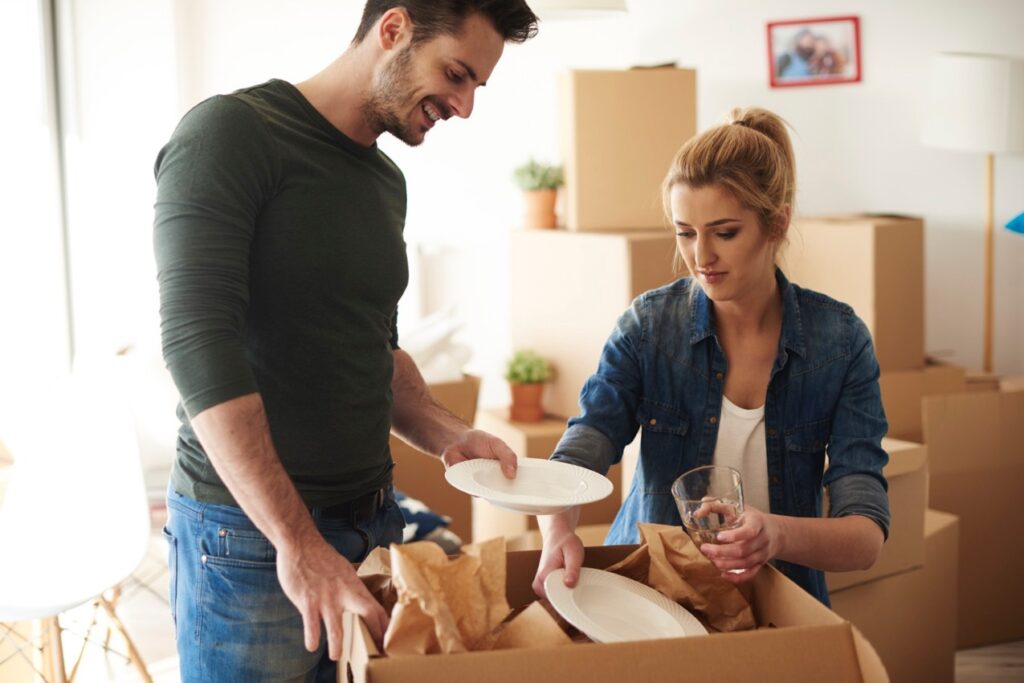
552 269 891 605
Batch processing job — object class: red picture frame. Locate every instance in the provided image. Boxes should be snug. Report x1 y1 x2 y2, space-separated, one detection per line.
767 16 862 88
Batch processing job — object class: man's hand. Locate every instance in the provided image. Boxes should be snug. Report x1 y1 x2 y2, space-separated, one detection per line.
439 428 519 479
276 536 389 659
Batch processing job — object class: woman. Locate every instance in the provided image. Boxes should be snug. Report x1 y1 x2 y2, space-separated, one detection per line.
532 108 890 606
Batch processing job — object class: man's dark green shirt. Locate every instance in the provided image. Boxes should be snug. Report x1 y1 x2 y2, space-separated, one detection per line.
153 79 408 507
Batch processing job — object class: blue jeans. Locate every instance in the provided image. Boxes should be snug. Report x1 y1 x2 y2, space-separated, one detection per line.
164 486 405 683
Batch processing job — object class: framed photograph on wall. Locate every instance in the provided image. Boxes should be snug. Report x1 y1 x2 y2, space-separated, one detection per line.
767 16 861 87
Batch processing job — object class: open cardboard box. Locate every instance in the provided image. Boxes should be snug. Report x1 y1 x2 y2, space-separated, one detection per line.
342 545 888 683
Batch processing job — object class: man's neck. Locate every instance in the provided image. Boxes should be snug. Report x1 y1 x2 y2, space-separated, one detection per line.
295 49 380 147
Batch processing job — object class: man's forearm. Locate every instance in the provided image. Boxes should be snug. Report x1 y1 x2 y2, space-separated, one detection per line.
189 392 320 552
389 349 470 456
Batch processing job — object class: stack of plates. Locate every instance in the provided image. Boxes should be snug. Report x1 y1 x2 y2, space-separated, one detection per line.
444 458 613 515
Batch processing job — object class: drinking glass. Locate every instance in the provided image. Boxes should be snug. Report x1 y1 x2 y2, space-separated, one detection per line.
671 465 744 547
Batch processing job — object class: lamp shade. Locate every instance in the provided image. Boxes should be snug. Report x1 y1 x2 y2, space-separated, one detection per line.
531 0 627 20
921 52 1024 154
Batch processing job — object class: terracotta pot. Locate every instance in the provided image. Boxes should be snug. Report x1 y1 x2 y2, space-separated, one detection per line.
509 382 545 422
522 189 558 229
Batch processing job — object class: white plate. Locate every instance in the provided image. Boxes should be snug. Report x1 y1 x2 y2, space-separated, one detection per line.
444 458 613 515
544 567 708 643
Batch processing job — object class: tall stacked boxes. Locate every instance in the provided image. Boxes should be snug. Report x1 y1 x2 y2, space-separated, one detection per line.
830 510 960 683
559 68 697 231
502 68 695 505
922 388 1024 647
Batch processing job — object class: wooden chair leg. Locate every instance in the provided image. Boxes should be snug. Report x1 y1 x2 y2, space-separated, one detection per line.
97 596 153 683
45 616 68 683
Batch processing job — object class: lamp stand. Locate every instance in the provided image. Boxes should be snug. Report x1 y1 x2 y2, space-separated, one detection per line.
983 153 994 373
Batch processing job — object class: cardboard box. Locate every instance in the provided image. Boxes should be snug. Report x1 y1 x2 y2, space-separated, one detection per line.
878 363 966 442
782 214 925 372
391 375 481 542
922 388 1024 648
965 370 1001 393
342 545 887 683
471 409 623 542
510 229 678 419
825 438 928 592
1000 375 1024 392
830 510 959 683
559 67 697 231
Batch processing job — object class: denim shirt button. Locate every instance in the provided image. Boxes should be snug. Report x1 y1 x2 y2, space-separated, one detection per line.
709 416 718 425
771 475 781 485
715 372 723 381
767 427 778 437
649 418 657 426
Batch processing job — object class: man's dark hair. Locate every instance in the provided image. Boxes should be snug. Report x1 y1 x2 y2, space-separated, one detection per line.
352 0 539 46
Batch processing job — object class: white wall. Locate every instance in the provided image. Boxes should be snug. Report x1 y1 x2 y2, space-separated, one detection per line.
64 0 1024 409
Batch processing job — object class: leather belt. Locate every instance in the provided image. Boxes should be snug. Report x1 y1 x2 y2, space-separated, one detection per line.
312 486 389 522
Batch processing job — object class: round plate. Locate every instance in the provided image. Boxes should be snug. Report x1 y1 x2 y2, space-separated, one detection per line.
544 567 708 643
444 458 613 515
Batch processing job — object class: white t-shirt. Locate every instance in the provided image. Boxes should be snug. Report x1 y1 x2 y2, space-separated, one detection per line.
711 396 771 514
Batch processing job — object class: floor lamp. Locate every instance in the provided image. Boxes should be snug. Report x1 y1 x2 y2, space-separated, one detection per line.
921 52 1024 373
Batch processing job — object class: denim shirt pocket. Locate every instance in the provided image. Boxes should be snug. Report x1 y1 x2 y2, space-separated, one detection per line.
635 400 690 494
783 419 830 514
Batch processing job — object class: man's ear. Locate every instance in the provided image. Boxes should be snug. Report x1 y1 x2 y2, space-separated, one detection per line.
377 7 412 51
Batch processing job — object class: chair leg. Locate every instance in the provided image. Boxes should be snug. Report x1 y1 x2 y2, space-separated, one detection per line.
97 595 153 683
45 616 68 683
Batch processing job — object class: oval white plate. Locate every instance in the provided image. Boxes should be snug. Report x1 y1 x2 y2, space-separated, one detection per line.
444 458 613 515
544 567 708 643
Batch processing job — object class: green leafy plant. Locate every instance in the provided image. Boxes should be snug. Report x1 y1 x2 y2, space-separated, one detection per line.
504 349 553 384
513 159 564 191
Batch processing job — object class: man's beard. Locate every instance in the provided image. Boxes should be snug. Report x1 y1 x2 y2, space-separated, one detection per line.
362 45 422 146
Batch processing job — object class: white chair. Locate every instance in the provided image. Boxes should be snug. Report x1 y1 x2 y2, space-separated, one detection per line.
0 365 154 682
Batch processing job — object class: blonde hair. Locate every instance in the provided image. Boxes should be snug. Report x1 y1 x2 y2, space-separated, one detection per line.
662 107 796 269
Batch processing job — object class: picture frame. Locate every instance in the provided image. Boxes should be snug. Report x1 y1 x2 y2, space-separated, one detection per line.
767 16 862 88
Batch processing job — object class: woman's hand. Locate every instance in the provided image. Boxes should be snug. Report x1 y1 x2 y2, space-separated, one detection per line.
531 517 584 599
697 505 782 583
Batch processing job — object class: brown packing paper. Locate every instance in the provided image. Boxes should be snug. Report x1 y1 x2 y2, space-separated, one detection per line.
356 546 396 613
384 537 511 655
606 523 756 633
489 600 574 650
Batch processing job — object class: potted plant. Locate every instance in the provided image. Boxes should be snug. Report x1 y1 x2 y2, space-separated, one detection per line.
513 159 564 229
504 349 553 422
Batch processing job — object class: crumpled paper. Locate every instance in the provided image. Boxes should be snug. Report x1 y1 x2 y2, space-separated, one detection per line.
487 600 573 650
368 538 573 655
605 523 756 632
383 537 510 654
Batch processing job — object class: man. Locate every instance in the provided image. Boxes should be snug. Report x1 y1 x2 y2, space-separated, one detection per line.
153 2 538 681
776 28 815 80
